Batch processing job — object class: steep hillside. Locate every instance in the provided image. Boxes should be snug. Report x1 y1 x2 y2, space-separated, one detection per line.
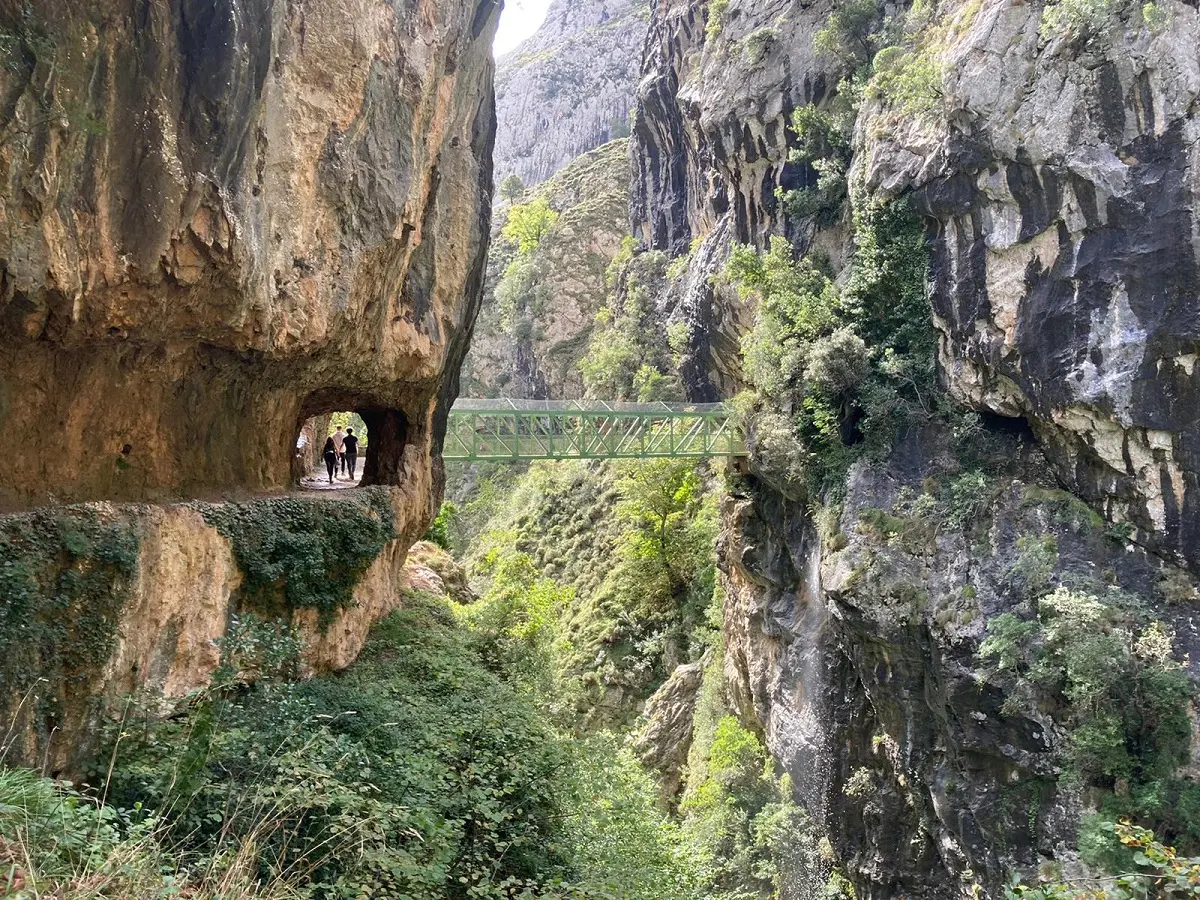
494 0 649 187
464 139 631 398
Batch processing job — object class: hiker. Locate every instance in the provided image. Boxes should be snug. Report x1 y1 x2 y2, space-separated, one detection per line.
323 436 338 484
343 427 360 481
332 426 347 477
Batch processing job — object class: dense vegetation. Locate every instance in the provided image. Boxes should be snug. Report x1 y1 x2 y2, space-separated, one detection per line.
1 457 844 899
730 193 935 502
0 509 140 761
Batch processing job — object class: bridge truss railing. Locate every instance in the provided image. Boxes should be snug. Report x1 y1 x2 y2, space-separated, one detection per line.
444 399 746 461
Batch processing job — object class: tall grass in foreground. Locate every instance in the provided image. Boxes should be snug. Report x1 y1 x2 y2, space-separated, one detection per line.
0 764 307 899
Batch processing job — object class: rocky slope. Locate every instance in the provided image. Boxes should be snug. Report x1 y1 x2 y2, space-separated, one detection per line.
494 0 648 188
626 0 1200 894
0 0 498 509
463 139 631 398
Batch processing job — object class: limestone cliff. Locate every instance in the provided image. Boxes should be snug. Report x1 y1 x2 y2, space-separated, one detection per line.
857 0 1200 572
631 0 847 398
494 0 648 188
0 0 499 509
628 0 1200 894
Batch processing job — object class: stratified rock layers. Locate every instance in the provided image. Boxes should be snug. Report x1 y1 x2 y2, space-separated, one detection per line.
0 0 499 510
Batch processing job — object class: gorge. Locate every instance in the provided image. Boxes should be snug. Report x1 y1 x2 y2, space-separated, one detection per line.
3 0 1200 897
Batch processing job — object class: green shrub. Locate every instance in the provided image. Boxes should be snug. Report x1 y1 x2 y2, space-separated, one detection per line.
195 489 395 623
1007 821 1200 898
580 250 678 401
0 509 140 755
502 196 559 254
944 471 993 530
979 585 1195 848
1141 1 1171 29
867 45 941 114
1040 0 1114 40
100 596 577 898
743 26 778 63
814 0 882 71
730 196 935 499
424 499 458 550
706 0 730 41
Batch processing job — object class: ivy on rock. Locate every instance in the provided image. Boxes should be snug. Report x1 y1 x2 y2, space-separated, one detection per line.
192 488 396 625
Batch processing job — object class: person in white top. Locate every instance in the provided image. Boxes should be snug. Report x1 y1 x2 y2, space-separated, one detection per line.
332 428 347 478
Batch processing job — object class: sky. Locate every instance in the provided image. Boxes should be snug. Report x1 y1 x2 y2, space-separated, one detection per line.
493 0 553 56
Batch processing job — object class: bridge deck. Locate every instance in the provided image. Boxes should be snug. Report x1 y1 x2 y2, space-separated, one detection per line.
445 399 746 461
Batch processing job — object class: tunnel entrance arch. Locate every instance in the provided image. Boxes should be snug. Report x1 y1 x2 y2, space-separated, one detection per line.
293 394 410 491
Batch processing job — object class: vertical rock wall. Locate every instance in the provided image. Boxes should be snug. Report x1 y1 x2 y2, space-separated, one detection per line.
0 0 500 510
628 0 1200 894
858 0 1200 570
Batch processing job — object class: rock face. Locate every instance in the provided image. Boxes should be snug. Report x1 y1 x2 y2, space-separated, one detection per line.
633 659 705 799
0 0 499 510
631 0 837 257
857 1 1200 571
627 0 1200 894
464 139 631 398
630 0 845 399
494 0 647 188
1 483 434 775
722 425 1200 898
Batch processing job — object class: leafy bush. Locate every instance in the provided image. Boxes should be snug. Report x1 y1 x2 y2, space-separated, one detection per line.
867 45 941 114
1141 1 1171 30
580 250 679 401
1006 821 1200 898
944 470 993 530
495 252 552 334
560 733 700 898
681 714 821 897
814 0 883 71
0 509 140 757
706 0 730 42
979 586 1195 846
100 596 579 898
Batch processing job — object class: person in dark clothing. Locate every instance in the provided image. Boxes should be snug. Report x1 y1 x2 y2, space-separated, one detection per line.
343 427 360 480
323 436 337 484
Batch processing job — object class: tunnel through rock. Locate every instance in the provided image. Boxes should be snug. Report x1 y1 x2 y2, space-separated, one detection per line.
294 402 409 490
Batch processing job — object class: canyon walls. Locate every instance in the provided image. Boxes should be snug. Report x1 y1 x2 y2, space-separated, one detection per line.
627 0 1200 894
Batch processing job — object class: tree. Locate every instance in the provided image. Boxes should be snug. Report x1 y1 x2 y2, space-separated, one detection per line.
499 173 526 203
502 197 558 255
615 460 710 598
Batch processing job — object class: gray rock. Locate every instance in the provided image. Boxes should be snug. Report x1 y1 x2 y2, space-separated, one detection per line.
494 0 648 187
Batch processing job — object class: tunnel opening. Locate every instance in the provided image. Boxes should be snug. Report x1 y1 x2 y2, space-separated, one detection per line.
293 402 409 491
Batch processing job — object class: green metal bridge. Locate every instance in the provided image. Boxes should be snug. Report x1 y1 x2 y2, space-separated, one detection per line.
444 399 746 461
